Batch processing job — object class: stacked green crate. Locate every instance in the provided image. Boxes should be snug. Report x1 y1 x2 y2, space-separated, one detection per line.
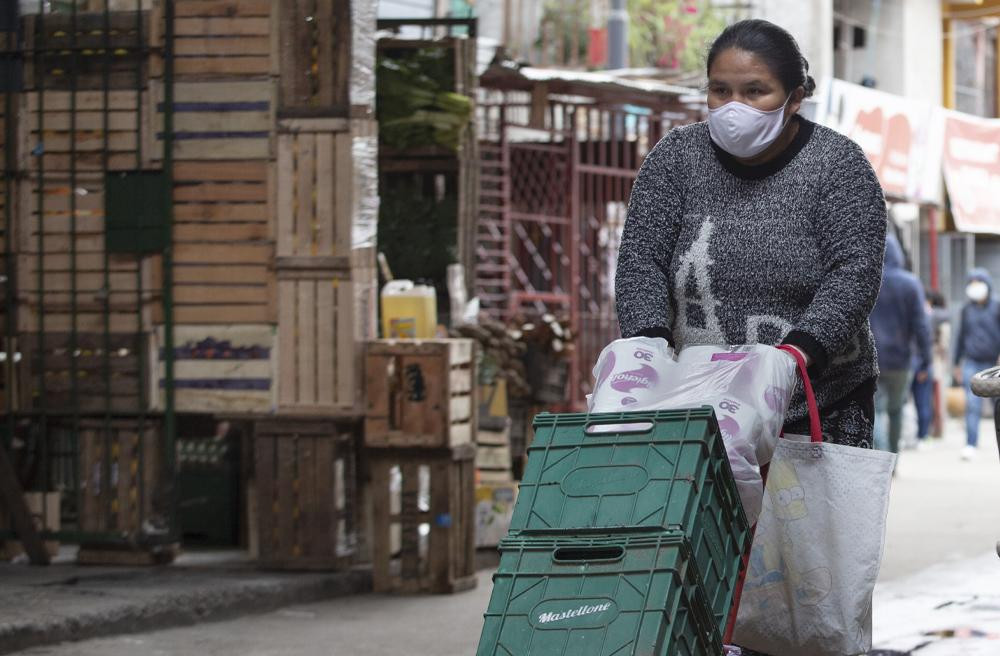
478 533 721 656
477 408 750 655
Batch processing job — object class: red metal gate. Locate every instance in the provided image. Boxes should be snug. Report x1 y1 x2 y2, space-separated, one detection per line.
476 93 698 407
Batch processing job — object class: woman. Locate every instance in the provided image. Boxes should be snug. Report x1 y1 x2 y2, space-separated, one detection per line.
616 19 886 449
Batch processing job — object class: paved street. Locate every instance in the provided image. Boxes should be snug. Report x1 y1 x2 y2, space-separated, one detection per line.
11 416 1000 655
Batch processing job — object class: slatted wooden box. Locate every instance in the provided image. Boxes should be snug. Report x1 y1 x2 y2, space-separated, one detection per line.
148 79 276 162
368 444 477 593
22 12 148 91
16 173 157 336
254 417 358 570
277 0 351 114
154 159 276 325
365 339 477 449
153 324 275 414
18 90 151 172
276 118 363 261
74 417 162 537
19 332 150 413
151 0 276 80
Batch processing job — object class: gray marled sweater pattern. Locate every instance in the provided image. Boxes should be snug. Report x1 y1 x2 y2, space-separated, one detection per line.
615 119 887 425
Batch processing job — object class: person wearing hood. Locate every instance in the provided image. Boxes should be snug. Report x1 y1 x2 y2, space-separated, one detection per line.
952 268 1000 460
870 234 932 456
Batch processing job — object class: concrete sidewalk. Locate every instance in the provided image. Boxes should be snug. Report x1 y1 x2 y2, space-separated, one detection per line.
873 550 1000 655
0 549 370 656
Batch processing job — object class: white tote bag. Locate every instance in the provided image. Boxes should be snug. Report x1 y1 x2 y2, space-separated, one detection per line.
732 347 896 656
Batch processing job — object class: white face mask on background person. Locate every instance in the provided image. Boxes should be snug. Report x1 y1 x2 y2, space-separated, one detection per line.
708 94 793 159
967 280 990 303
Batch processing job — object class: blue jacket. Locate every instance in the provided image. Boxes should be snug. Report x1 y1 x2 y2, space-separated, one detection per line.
954 268 1000 365
870 235 932 372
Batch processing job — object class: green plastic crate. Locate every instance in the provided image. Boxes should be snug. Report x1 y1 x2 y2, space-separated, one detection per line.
477 532 722 656
510 409 750 630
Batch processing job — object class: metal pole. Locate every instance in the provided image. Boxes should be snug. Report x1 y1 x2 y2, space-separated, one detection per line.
162 0 177 543
3 9 17 446
607 0 628 70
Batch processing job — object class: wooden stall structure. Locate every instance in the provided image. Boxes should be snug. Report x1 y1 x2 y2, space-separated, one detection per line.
374 26 479 322
0 0 381 567
476 62 703 409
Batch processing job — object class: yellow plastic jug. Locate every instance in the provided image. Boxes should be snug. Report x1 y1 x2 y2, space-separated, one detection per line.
380 280 438 339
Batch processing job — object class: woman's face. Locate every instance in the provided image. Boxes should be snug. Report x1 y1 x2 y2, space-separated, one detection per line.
707 47 803 115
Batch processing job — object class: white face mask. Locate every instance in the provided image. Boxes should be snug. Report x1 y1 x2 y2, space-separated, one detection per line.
708 95 793 159
967 280 989 303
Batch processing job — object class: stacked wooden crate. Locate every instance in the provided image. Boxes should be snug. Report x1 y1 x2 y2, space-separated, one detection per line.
147 0 279 414
15 12 156 412
244 0 378 569
363 339 478 593
274 118 376 414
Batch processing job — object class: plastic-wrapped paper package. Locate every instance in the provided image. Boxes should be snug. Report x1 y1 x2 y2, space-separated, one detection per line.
350 0 377 111
351 120 379 250
676 346 794 467
588 337 675 411
588 340 796 526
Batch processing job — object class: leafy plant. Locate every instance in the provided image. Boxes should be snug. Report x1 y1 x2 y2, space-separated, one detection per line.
628 0 726 72
377 48 473 151
377 178 458 294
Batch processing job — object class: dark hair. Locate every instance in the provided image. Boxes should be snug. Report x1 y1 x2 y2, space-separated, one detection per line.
707 19 816 98
927 290 946 308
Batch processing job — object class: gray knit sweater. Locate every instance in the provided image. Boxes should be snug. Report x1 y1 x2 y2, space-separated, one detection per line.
616 117 886 425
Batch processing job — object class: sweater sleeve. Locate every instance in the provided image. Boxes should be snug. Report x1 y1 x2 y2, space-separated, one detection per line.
783 142 887 373
616 132 684 339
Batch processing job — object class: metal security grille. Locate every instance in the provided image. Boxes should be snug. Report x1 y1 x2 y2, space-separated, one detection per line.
0 1 176 548
476 87 698 407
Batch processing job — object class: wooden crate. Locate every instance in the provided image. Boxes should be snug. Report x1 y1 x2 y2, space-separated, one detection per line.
153 324 275 413
75 417 162 537
365 339 476 449
277 0 350 114
275 119 378 259
15 173 156 335
254 417 358 570
22 12 148 91
18 90 151 172
276 120 356 261
148 79 275 161
276 273 358 413
19 332 151 413
151 0 275 80
151 159 276 325
368 444 477 594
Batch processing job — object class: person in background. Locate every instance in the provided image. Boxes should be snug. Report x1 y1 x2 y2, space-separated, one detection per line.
870 234 932 457
952 269 1000 460
910 290 946 449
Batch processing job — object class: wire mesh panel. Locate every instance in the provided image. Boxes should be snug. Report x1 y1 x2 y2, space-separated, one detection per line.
0 1 176 550
474 87 700 407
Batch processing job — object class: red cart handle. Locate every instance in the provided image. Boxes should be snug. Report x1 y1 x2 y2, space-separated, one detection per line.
776 344 823 444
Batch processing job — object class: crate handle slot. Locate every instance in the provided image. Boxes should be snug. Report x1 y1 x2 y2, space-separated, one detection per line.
552 546 625 562
584 421 654 435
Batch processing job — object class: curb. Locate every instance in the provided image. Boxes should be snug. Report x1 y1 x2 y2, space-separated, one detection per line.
0 567 372 655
